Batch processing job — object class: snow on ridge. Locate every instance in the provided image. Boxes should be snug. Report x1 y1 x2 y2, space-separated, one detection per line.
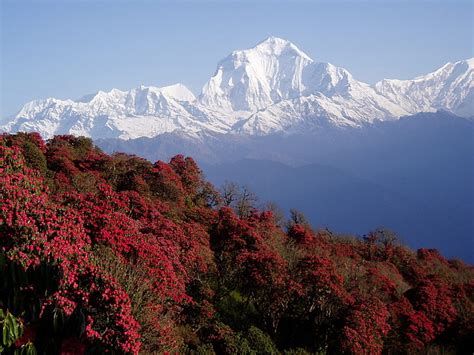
373 57 473 116
2 38 473 140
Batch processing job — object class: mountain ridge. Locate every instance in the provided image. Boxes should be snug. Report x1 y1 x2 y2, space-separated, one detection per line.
2 36 473 139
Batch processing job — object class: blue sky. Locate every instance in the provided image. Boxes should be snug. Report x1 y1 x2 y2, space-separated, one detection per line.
1 0 473 117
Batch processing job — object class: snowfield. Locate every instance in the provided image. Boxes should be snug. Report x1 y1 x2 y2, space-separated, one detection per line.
2 37 473 139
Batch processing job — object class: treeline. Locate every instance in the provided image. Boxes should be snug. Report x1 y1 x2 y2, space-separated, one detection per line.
0 132 473 354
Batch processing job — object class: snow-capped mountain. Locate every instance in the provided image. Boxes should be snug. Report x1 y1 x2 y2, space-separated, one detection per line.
374 58 474 117
200 36 338 112
2 37 473 139
3 84 222 140
199 36 408 135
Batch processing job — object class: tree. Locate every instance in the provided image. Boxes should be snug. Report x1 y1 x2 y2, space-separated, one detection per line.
220 182 258 218
235 185 258 219
221 181 239 207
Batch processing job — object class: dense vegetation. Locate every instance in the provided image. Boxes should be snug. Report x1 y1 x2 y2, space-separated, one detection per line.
0 132 473 354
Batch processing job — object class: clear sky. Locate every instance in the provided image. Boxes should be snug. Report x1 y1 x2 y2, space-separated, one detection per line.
1 0 473 117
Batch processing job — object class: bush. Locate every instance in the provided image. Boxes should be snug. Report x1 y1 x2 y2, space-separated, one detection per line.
247 326 279 354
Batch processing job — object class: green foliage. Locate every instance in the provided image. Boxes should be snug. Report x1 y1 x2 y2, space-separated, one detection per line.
14 342 37 355
22 141 47 175
62 136 95 160
283 348 314 355
184 343 217 354
195 343 216 354
246 326 279 355
219 329 252 354
216 291 259 331
1 309 23 349
0 309 37 354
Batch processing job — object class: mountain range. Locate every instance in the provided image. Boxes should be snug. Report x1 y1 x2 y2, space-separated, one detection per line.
2 36 473 139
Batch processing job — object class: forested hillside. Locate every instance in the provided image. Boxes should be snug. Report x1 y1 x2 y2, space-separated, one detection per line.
1 133 473 354
97 112 474 262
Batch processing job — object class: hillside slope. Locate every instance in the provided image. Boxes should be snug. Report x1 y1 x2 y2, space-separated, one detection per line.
1 133 473 354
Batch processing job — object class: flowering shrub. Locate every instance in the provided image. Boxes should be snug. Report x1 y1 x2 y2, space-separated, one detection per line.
1 133 473 354
341 297 391 354
0 141 139 353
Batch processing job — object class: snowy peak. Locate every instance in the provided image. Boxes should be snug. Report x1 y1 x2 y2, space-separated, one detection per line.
2 37 473 140
155 83 196 102
198 36 373 116
374 58 474 116
124 84 196 116
3 83 204 140
13 84 193 123
199 37 322 112
251 36 312 61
